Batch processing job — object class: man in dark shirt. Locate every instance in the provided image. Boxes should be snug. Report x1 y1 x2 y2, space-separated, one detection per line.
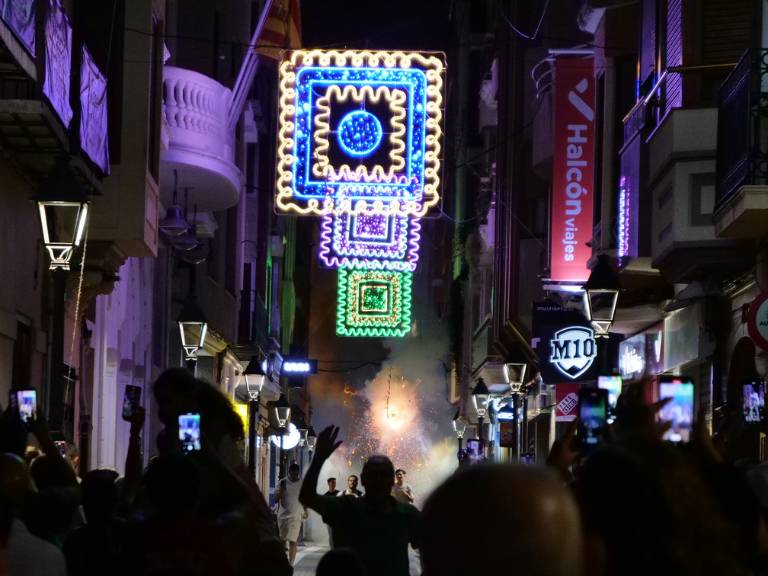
300 426 420 576
324 477 339 497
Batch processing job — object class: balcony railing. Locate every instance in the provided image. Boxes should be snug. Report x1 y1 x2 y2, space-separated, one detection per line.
160 66 240 211
716 50 768 207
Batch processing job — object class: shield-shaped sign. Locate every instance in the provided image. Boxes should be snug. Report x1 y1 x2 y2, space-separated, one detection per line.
549 326 596 380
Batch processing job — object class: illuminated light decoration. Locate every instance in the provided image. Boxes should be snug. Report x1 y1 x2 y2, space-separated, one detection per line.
617 176 630 259
318 209 422 271
336 110 384 157
269 422 301 450
276 49 445 217
313 85 407 182
281 359 318 375
336 267 413 338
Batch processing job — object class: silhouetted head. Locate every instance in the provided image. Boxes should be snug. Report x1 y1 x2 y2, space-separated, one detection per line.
145 454 200 518
0 453 34 512
327 477 337 491
81 469 119 526
29 454 74 491
422 465 581 576
288 463 301 482
153 368 199 427
317 547 366 576
361 456 394 500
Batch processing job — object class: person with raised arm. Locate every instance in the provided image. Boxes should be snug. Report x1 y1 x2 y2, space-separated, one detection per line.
299 426 420 576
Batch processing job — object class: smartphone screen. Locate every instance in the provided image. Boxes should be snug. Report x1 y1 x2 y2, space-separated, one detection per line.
122 385 142 421
178 413 201 453
658 377 694 443
54 441 67 457
17 390 37 423
578 388 608 449
743 379 766 424
598 375 622 422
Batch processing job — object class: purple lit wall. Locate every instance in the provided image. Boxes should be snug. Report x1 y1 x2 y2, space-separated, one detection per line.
80 47 109 173
43 0 72 127
0 0 35 55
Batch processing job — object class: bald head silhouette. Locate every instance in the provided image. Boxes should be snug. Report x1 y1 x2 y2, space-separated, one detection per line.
421 465 582 576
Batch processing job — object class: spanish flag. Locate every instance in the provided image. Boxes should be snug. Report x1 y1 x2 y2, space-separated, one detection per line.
257 0 302 61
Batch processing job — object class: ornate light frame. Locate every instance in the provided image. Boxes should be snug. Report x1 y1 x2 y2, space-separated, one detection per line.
276 49 444 217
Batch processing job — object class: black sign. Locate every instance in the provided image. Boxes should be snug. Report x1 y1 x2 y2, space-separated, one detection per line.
532 301 599 384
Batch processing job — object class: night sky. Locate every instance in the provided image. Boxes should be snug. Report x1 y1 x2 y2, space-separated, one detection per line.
302 0 453 51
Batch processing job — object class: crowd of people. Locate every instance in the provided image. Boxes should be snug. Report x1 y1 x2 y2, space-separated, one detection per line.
2 368 768 576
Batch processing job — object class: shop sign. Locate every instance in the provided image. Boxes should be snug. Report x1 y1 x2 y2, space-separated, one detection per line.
532 302 599 383
550 57 595 282
555 382 580 422
619 333 645 380
748 292 768 352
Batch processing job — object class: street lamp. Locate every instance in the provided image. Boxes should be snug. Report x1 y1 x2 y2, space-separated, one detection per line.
472 378 490 442
36 157 90 271
503 362 528 394
584 254 620 375
306 427 317 454
583 254 620 338
35 157 90 433
243 356 267 477
452 409 466 461
271 393 291 479
177 299 207 371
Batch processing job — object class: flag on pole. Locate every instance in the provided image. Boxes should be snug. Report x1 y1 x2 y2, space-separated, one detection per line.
257 0 302 61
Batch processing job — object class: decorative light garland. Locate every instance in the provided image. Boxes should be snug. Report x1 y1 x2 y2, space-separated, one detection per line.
318 210 421 272
336 267 413 338
276 49 444 217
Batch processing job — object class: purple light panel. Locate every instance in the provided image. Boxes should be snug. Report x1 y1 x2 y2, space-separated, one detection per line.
43 0 72 127
319 211 421 272
0 0 36 55
80 47 109 173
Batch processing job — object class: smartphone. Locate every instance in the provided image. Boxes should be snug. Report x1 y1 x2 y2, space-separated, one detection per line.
465 439 484 464
743 379 766 424
658 376 694 443
121 385 142 421
178 413 201 453
16 389 37 423
598 375 622 423
578 388 608 450
54 440 67 457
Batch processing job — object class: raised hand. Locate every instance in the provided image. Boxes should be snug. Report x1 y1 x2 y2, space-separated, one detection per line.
314 425 342 462
128 406 146 437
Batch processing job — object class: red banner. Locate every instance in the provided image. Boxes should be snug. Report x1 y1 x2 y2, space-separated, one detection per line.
550 58 595 282
555 383 580 422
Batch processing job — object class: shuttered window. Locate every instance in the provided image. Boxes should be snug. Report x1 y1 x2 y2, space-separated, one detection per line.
665 0 683 115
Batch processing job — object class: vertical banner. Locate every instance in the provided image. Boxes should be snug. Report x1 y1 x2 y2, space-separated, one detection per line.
550 57 595 282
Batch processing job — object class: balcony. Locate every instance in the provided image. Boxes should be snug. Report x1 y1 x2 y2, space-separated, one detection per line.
647 103 749 281
714 50 768 239
0 0 105 189
160 66 240 212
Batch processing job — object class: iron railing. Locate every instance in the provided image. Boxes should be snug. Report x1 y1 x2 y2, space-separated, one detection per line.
716 49 768 206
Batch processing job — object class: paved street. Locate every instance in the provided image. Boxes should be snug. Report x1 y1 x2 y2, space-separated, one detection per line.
293 545 422 575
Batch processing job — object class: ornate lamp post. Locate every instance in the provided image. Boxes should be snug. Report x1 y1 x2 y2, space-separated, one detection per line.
243 356 267 477
177 299 207 372
452 409 466 462
306 426 317 456
36 158 90 271
583 254 621 373
472 378 490 443
35 158 90 432
271 393 291 478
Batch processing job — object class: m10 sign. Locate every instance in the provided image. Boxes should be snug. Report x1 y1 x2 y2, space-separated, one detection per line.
550 57 595 282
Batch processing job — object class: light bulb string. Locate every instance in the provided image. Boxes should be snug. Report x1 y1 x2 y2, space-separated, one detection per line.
67 223 88 398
